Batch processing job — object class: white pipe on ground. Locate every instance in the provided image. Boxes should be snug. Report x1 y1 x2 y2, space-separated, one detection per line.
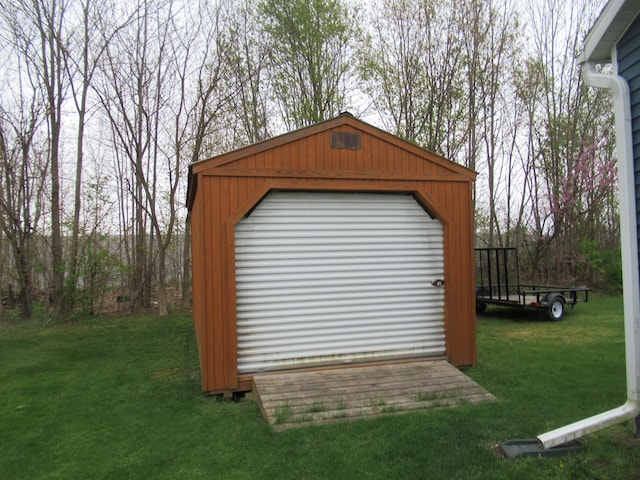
537 60 640 450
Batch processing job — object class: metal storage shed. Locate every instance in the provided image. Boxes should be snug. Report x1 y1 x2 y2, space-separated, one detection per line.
186 113 477 395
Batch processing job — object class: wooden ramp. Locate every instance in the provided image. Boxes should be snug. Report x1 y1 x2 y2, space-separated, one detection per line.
252 360 496 431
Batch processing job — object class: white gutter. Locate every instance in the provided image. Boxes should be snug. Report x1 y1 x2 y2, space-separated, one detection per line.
537 61 640 449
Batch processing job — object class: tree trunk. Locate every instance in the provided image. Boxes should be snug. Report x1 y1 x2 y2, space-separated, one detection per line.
157 246 169 316
16 242 34 320
0 230 4 320
50 121 64 317
134 197 147 307
67 101 86 311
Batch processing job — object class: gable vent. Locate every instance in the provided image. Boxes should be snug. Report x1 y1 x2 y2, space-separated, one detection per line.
331 132 362 150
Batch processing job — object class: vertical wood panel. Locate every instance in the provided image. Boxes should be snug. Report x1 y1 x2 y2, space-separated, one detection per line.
380 139 389 171
405 151 413 174
210 177 224 389
354 128 365 172
264 147 273 169
332 133 341 171
341 138 351 170
315 131 325 169
432 182 452 362
367 135 376 171
447 181 461 363
464 182 477 364
189 176 208 390
224 177 239 388
246 152 256 169
422 152 433 174
416 153 424 173
218 178 236 388
364 136 375 171
401 148 409 174
198 178 209 389
446 182 457 363
257 153 264 169
286 138 296 170
306 135 315 169
202 177 215 389
446 181 476 366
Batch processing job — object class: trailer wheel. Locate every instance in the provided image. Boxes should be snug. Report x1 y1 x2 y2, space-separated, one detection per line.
546 295 565 321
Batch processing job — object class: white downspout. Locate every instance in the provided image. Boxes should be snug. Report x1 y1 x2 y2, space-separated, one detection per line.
537 61 640 449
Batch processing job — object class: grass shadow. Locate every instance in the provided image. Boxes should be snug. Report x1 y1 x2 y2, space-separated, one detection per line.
478 308 543 322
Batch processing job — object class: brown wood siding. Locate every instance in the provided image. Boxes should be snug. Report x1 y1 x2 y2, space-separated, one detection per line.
189 179 208 387
194 177 476 393
222 131 458 177
189 114 477 393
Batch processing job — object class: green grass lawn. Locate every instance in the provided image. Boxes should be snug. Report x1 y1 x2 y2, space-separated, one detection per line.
1 297 638 479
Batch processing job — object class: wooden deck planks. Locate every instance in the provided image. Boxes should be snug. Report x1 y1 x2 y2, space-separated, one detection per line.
252 360 496 431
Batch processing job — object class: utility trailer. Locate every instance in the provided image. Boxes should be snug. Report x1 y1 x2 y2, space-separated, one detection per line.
475 247 590 321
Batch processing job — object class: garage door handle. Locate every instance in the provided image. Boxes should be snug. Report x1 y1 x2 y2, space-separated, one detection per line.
431 279 445 287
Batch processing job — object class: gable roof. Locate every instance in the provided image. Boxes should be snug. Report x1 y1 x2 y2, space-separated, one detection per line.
187 112 476 209
579 0 640 64
191 112 474 175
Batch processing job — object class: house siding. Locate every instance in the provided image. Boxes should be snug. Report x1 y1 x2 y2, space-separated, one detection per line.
618 14 640 276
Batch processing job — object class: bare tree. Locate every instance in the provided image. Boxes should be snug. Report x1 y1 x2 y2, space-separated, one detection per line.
98 0 239 315
457 0 486 177
63 0 133 309
361 0 524 222
160 1 239 315
259 0 361 129
1 0 68 317
359 0 466 158
226 0 271 145
2 0 138 317
504 58 546 248
175 1 246 309
97 0 159 310
0 71 48 319
23 0 68 317
473 0 520 246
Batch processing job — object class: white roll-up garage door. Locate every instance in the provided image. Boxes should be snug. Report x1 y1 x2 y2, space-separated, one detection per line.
235 191 445 374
